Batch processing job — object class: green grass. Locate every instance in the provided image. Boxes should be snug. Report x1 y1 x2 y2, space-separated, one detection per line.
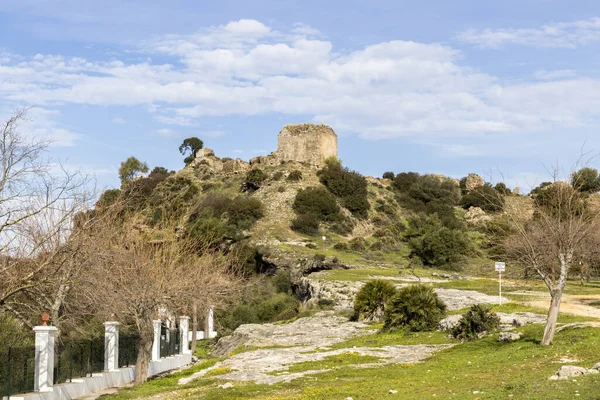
273 353 382 375
328 329 456 349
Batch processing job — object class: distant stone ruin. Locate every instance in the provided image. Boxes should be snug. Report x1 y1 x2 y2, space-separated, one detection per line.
276 123 338 166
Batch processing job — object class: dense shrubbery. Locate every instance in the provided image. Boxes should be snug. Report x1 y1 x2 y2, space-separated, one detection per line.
383 285 447 332
291 213 320 235
318 158 370 218
571 167 600 193
406 215 470 270
293 187 341 221
494 182 511 196
460 185 505 212
244 169 267 191
287 170 303 181
218 270 299 334
353 280 397 322
451 304 500 341
187 193 264 243
272 171 284 181
147 175 199 224
382 171 395 180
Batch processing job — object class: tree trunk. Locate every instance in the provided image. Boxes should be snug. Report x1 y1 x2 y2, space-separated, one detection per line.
134 323 154 384
190 303 198 355
541 288 563 345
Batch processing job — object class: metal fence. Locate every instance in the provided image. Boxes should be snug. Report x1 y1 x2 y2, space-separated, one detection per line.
0 346 35 399
54 338 104 384
159 325 180 358
118 334 140 367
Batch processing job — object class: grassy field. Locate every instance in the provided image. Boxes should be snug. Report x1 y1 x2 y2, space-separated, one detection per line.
102 273 600 400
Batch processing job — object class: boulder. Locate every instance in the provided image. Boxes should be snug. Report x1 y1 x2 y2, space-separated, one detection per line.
464 206 492 227
548 365 596 380
497 332 522 342
222 158 250 173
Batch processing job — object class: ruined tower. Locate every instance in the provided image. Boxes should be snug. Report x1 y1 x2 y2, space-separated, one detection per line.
276 123 338 166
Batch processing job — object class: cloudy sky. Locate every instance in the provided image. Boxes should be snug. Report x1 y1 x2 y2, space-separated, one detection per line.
2 0 600 190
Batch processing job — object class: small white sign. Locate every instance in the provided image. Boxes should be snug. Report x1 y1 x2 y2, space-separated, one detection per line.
495 262 506 272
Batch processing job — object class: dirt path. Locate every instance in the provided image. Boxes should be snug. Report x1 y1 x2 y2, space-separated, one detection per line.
527 293 600 320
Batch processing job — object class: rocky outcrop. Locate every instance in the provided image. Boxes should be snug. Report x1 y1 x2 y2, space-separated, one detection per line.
222 158 250 173
549 365 599 380
464 206 492 227
465 173 484 192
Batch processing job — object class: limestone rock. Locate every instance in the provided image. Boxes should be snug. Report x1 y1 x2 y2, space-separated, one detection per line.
218 382 234 389
249 154 280 167
497 332 522 342
592 362 600 370
222 158 250 173
464 207 492 227
276 123 337 167
465 173 484 191
192 147 223 171
548 365 595 380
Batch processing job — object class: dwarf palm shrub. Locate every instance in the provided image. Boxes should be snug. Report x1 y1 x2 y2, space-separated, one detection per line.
353 280 397 322
384 285 447 332
451 304 500 341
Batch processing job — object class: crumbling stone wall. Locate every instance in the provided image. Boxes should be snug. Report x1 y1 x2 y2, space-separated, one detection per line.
277 123 338 166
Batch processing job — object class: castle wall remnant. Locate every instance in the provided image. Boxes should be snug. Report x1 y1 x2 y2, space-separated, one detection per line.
277 123 338 166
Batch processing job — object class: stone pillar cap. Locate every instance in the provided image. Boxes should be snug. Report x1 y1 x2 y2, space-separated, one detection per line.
179 316 190 320
104 321 121 326
33 326 59 332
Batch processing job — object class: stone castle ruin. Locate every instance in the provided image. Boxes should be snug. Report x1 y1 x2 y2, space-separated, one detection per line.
193 123 338 172
276 123 338 166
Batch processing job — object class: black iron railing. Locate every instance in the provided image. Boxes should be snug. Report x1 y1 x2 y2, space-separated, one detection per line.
0 346 35 399
54 338 104 384
118 334 140 367
159 325 180 358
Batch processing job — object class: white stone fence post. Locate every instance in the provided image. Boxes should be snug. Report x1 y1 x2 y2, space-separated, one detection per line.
104 321 120 371
33 324 58 392
152 320 162 361
179 316 191 354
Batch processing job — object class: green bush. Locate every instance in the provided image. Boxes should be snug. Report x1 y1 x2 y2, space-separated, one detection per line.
187 193 264 242
96 189 121 208
494 182 511 196
451 304 500 341
392 172 420 193
291 213 320 235
407 215 470 270
287 170 303 181
383 285 447 332
330 217 355 235
382 171 395 180
244 169 267 191
293 187 341 222
148 175 200 224
333 242 349 251
272 171 284 181
349 237 367 251
571 167 600 193
408 175 460 206
460 185 505 212
318 158 370 218
353 280 397 322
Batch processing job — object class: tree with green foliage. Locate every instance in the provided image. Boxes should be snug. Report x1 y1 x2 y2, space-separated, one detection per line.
353 279 397 322
392 172 420 193
179 137 204 165
317 158 370 218
382 171 395 180
293 187 341 222
494 182 511 196
384 285 447 332
460 184 505 212
571 167 600 193
118 156 149 185
407 214 470 270
529 181 552 197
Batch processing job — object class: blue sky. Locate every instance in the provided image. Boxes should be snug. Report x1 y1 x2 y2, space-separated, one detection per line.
2 0 600 191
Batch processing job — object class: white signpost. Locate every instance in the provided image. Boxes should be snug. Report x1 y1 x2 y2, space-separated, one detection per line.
495 262 506 305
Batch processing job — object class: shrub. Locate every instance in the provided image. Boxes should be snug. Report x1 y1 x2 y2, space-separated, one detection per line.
305 242 318 249
96 189 121 209
293 187 341 222
451 304 500 341
318 158 370 218
291 213 320 235
408 175 460 206
148 175 200 224
333 242 349 251
407 216 470 270
272 171 284 181
244 169 267 191
330 217 355 235
383 171 395 180
369 240 385 251
349 237 367 251
383 285 447 332
494 182 511 196
353 280 397 322
571 167 600 193
278 186 286 193
460 185 505 212
392 172 420 193
272 270 293 294
287 170 303 181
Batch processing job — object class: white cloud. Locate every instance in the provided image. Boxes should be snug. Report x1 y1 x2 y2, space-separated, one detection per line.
1 18 600 141
152 128 178 136
533 69 577 80
112 117 127 124
458 17 600 48
0 107 82 147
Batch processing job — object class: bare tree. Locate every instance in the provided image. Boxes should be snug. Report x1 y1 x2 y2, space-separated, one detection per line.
79 205 239 383
504 168 600 345
0 109 91 329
